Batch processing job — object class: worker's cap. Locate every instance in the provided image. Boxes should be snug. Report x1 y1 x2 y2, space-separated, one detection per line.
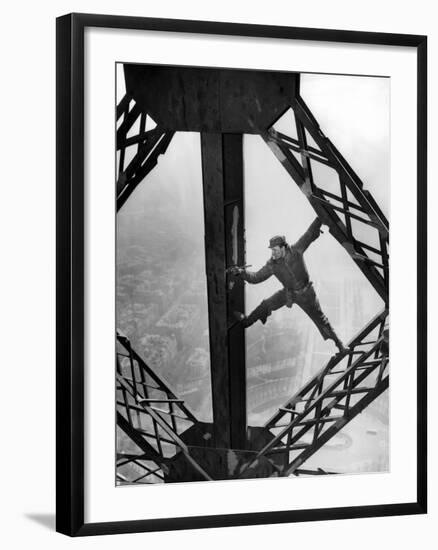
268 235 287 248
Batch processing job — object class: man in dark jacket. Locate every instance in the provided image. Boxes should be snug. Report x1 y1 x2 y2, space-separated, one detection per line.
232 217 345 353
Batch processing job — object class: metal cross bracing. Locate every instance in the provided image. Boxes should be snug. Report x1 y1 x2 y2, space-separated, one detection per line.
116 94 174 211
116 332 213 483
264 92 389 304
237 310 388 478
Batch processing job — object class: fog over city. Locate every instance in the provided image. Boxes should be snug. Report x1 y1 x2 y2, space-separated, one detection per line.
116 68 389 474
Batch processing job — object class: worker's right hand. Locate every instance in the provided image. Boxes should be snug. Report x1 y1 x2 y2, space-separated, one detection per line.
228 266 245 276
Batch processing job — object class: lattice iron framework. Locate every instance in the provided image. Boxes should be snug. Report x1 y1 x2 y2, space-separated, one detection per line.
115 73 390 482
116 94 174 211
116 332 212 483
264 93 389 303
238 311 388 477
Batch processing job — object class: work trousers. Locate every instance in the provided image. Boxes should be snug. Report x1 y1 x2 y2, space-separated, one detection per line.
244 283 337 341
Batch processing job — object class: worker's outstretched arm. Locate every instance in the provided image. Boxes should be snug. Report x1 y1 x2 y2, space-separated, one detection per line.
239 261 274 284
293 217 322 253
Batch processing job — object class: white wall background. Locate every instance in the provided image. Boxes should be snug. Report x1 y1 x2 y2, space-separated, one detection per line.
0 1 434 548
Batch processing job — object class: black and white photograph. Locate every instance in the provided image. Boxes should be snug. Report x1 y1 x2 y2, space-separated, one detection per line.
0 1 431 546
115 63 390 484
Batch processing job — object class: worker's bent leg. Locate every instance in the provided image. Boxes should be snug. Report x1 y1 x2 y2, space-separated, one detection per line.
243 289 288 327
297 284 344 349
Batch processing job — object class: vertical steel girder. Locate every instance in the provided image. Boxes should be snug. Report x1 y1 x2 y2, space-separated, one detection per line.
200 133 247 450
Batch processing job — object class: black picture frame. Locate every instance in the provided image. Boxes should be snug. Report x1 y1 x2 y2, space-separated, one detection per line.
56 12 427 537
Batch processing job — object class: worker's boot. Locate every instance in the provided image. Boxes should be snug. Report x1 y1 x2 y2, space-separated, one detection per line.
233 311 258 328
321 323 347 354
332 335 348 353
233 302 269 328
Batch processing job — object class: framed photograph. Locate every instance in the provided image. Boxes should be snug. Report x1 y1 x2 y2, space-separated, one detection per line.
56 13 427 536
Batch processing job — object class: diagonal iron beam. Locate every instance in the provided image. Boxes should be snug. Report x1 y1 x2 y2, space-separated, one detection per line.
117 374 213 481
264 81 389 305
117 411 165 466
237 311 388 477
284 375 388 476
263 130 388 302
265 316 386 447
272 343 387 455
116 93 132 121
116 333 213 482
117 332 199 423
117 130 174 211
293 95 389 234
116 96 175 212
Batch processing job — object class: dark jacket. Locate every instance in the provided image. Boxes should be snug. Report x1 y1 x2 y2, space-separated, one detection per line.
243 217 322 291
